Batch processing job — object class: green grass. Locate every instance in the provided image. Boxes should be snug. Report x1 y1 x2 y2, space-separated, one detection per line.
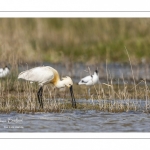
0 18 150 65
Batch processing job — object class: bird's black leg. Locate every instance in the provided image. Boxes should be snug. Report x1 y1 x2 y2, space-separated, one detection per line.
37 87 43 108
71 90 77 108
40 87 43 108
69 86 77 108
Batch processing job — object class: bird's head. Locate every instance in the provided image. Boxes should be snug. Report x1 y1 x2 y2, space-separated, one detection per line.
95 70 98 74
4 65 10 70
61 76 73 88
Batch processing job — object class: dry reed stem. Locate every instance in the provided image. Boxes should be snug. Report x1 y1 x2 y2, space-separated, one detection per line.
125 47 137 99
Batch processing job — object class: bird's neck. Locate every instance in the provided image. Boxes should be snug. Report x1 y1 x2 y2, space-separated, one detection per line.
50 68 63 88
55 80 66 88
94 72 98 76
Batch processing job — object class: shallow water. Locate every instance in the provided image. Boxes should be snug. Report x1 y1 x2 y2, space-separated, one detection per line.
19 62 150 84
7 63 150 132
0 109 150 132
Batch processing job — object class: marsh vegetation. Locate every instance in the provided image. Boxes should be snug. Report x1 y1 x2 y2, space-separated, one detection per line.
1 18 150 65
0 61 150 113
0 18 150 113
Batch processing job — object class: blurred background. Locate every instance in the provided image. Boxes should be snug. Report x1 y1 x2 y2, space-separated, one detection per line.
1 18 150 82
0 18 150 66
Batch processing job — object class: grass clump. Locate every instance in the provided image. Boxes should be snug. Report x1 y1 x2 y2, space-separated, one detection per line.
0 74 149 113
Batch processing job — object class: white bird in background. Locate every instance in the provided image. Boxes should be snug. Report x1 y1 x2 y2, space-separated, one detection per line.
0 66 10 78
18 66 77 109
78 70 99 96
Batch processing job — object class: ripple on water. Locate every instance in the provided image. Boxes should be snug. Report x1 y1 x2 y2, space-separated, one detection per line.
0 110 150 132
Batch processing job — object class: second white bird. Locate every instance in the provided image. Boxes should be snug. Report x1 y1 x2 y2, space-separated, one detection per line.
0 66 10 78
78 70 99 95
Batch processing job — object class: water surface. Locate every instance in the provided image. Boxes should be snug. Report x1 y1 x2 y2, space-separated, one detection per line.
0 110 150 132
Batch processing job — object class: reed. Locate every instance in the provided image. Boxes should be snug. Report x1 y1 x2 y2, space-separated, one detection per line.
0 36 150 113
0 76 149 113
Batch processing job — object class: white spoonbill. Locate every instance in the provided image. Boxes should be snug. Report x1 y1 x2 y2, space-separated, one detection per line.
18 66 77 109
78 70 99 95
0 66 10 78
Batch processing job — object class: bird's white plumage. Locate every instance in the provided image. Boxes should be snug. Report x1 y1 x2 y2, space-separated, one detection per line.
18 66 74 89
0 68 3 73
78 70 99 96
18 66 55 86
0 66 10 78
78 71 99 86
18 66 77 108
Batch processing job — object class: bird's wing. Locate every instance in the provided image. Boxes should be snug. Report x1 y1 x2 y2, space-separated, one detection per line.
78 75 92 84
0 68 3 73
18 66 54 85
